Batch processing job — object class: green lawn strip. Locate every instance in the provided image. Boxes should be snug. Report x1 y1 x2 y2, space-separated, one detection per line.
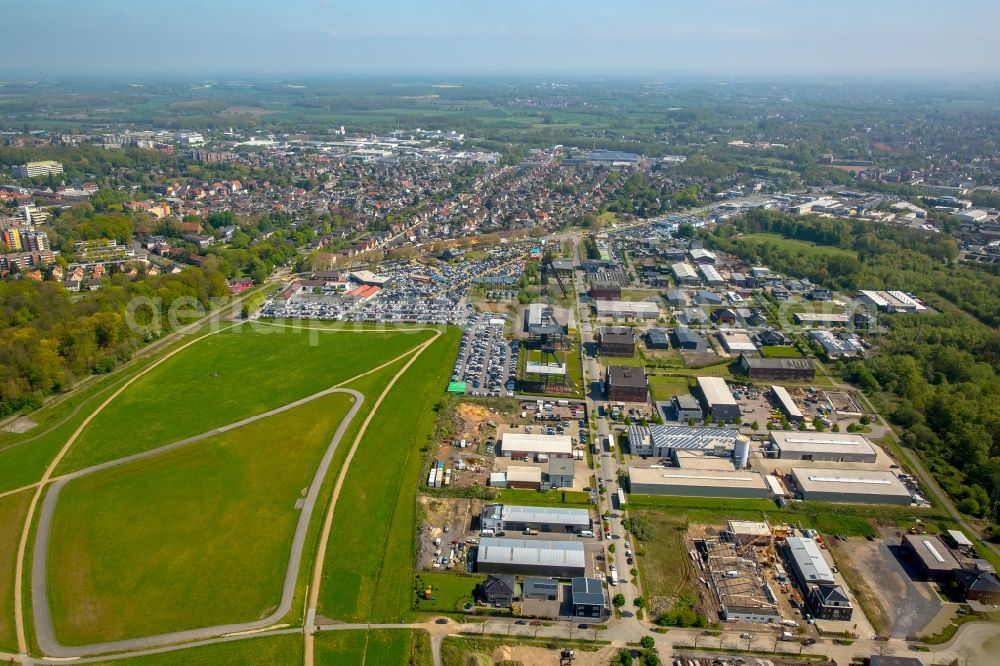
86 633 303 666
413 572 484 614
315 629 431 666
58 326 433 473
759 346 804 358
317 328 459 623
0 490 31 651
493 488 592 507
47 391 356 645
627 495 777 514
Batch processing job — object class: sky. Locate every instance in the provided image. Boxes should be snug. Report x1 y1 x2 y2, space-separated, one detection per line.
3 0 999 78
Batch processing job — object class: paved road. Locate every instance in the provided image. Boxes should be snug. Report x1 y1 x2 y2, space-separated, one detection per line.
31 386 366 658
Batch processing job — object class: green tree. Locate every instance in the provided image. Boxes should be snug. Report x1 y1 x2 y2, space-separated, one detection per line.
640 635 655 649
613 593 626 608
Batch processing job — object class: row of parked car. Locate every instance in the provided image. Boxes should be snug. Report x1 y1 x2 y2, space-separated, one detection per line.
453 314 516 396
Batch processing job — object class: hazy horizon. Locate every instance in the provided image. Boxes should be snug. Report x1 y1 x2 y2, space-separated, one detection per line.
3 0 1000 79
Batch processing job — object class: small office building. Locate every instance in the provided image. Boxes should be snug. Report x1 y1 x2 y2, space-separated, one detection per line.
571 577 608 618
901 534 962 582
810 584 854 621
547 458 576 488
671 394 703 422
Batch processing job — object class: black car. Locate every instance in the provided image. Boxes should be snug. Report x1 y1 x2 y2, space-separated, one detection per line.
435 618 448 624
803 638 816 646
578 623 589 630
515 619 527 625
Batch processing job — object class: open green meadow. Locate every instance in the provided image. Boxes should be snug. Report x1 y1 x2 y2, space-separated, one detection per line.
737 233 857 260
412 572 484 614
493 488 592 507
317 328 460 623
57 324 434 473
87 634 303 666
631 510 696 603
314 629 431 666
0 490 31 651
47 391 355 645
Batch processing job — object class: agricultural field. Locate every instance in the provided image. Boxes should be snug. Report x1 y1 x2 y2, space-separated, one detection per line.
317 328 460 624
46 391 357 645
87 634 303 666
314 629 431 665
0 490 32 651
57 323 434 473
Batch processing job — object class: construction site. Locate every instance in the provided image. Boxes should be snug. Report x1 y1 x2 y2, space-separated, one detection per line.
687 520 814 633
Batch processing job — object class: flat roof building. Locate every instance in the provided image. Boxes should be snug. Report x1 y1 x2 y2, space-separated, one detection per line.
481 504 591 534
695 376 740 422
11 160 64 179
504 465 543 489
671 394 703 422
770 431 877 463
717 331 757 354
599 326 635 357
594 300 659 320
671 262 700 284
571 577 608 618
739 354 816 381
500 433 573 459
900 534 962 581
627 424 739 458
628 466 768 499
476 537 586 577
605 365 648 403
792 467 912 505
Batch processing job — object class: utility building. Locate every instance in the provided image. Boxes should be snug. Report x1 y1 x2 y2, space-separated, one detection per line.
599 326 635 357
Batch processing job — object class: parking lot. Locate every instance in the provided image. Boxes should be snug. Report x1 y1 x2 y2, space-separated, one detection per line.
452 313 516 396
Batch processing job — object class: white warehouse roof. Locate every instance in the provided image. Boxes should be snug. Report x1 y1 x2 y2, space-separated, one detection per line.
770 431 875 457
477 537 586 569
500 505 591 527
792 467 911 500
697 376 737 407
628 466 767 491
500 433 573 456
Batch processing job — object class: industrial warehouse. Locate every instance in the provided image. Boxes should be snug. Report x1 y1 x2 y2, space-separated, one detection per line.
695 376 741 422
627 466 769 499
768 431 878 463
627 424 740 458
739 355 816 381
480 504 592 534
475 537 587 577
790 467 912 504
499 433 573 459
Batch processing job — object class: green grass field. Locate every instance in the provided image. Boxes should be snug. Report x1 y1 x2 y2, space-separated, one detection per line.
0 490 31 651
87 634 303 666
632 510 696 603
314 628 431 665
413 572 484 614
811 513 876 538
647 376 692 402
57 324 434 473
318 329 460 623
492 488 592 507
737 233 857 259
47 391 356 645
759 346 804 358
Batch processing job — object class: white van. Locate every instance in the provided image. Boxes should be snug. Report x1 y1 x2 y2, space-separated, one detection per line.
578 529 595 538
